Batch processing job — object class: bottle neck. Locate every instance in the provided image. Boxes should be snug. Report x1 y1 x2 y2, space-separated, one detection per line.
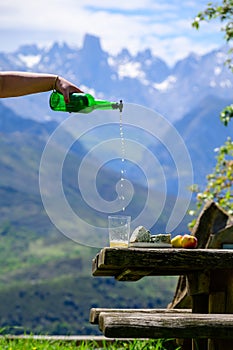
92 99 123 112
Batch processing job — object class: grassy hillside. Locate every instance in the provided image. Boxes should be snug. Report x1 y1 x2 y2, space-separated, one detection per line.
0 223 178 335
0 274 178 335
0 103 179 335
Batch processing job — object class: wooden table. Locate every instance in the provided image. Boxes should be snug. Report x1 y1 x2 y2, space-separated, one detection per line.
91 247 233 350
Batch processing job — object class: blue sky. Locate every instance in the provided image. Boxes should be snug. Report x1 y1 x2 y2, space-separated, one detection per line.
0 0 224 65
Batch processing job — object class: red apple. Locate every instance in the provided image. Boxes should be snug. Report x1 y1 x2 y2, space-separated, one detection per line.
181 234 198 249
171 235 183 248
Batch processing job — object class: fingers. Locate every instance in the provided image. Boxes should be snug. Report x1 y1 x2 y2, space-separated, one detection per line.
55 76 84 103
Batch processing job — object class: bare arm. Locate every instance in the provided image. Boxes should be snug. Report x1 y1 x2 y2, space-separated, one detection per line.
0 71 83 102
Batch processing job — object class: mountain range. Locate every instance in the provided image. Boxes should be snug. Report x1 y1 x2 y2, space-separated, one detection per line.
0 34 233 204
0 33 233 335
1 34 233 123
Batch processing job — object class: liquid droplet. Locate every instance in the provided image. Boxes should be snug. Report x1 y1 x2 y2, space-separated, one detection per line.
119 110 126 212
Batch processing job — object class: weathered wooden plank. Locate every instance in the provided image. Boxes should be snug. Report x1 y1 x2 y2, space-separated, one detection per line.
191 201 229 248
89 308 191 324
167 275 191 309
115 268 153 281
208 225 233 248
92 248 233 279
99 312 233 339
187 271 210 295
209 292 226 313
92 251 121 277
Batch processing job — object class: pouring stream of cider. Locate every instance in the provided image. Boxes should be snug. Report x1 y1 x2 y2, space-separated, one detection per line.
119 109 126 212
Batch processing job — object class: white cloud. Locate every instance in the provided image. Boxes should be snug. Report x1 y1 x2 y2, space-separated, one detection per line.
0 0 224 65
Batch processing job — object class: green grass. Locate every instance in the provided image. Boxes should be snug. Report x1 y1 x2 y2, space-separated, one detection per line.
0 337 181 349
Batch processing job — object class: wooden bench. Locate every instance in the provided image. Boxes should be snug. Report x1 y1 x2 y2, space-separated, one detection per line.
94 311 233 339
90 201 233 349
90 307 191 324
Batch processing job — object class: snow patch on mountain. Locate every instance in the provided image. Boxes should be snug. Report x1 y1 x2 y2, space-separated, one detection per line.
118 61 145 80
153 75 177 91
18 54 41 68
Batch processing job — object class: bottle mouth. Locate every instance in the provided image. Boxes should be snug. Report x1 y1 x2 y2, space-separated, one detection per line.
119 100 123 112
112 100 123 112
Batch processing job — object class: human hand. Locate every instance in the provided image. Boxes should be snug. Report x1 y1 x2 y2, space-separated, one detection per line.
55 76 84 103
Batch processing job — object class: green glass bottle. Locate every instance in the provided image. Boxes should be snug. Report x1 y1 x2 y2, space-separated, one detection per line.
49 91 123 113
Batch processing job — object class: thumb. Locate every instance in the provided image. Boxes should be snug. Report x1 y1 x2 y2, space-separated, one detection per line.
63 91 70 103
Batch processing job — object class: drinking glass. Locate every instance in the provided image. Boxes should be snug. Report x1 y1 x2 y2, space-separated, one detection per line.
108 215 131 248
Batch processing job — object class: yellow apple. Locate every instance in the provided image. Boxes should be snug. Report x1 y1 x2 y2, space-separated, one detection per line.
171 235 183 248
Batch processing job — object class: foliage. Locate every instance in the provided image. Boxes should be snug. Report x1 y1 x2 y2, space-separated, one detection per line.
220 104 233 125
192 0 233 58
188 1 233 227
0 337 181 350
192 0 233 126
192 1 233 32
189 137 233 228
